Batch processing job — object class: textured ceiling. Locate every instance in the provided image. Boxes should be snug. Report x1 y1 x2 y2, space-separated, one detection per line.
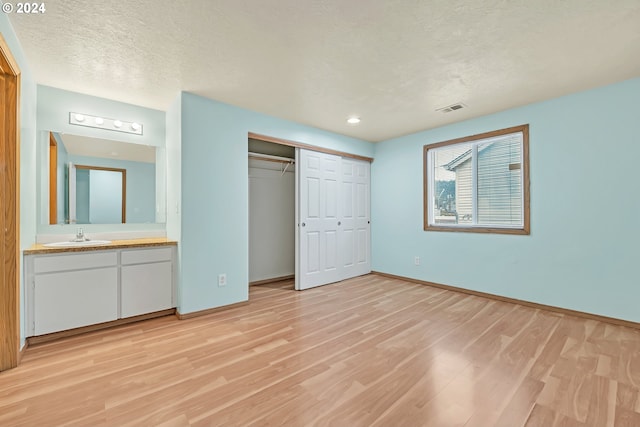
8 0 640 142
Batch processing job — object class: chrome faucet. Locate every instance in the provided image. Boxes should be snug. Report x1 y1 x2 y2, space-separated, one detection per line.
73 228 88 242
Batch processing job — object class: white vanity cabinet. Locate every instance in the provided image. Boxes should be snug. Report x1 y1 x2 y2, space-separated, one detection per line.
121 247 173 318
31 252 119 335
25 244 176 337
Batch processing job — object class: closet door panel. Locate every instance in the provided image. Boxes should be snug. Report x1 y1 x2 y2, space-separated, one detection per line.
340 159 357 277
339 159 371 279
357 229 368 264
325 230 338 271
298 150 371 290
352 160 371 277
298 149 342 289
307 178 320 218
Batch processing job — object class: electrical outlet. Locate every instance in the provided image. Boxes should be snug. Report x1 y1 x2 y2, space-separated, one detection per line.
414 256 420 266
218 273 227 287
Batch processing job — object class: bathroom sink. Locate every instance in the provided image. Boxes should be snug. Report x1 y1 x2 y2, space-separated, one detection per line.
43 240 112 247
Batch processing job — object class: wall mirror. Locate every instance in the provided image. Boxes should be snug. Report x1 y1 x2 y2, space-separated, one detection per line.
41 131 166 225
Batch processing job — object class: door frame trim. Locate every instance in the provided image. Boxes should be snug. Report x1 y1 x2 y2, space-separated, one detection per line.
0 33 22 372
248 132 373 163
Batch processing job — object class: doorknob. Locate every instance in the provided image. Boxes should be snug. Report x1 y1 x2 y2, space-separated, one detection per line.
301 222 306 227
338 221 341 226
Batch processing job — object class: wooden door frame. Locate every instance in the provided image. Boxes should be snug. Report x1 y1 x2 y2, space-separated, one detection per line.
0 34 22 371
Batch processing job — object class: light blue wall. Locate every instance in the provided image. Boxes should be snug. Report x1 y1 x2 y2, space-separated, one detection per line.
75 168 91 223
68 155 156 223
88 169 123 223
372 77 640 322
166 96 181 310
53 133 68 222
37 85 165 147
36 85 166 234
166 96 181 241
177 92 374 314
1 18 38 348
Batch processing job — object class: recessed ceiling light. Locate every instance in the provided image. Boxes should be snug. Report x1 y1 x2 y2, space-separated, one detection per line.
113 120 122 128
74 113 85 122
347 117 361 125
94 117 104 125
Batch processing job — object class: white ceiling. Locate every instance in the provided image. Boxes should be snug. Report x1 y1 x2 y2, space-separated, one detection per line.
8 0 640 142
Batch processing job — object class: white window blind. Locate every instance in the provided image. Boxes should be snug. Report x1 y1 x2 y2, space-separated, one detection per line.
476 134 523 226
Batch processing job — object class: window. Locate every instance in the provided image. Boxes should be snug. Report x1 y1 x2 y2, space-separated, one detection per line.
424 124 529 234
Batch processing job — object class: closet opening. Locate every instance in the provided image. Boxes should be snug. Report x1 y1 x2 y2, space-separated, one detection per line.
248 132 373 296
248 138 296 292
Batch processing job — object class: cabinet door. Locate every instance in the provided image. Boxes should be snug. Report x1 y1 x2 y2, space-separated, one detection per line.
121 262 173 318
34 267 118 335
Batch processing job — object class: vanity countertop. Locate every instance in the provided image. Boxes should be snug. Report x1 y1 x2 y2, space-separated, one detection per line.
24 238 178 255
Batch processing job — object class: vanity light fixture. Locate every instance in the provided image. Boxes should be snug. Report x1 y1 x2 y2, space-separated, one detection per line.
69 112 143 135
347 116 361 125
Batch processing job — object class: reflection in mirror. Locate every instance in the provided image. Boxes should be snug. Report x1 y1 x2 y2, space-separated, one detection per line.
70 165 126 224
47 132 160 225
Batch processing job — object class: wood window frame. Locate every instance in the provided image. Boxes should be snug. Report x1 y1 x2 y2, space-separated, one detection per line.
423 124 530 235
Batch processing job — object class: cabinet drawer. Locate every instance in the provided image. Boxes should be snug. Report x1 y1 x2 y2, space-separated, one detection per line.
34 251 117 273
121 247 173 265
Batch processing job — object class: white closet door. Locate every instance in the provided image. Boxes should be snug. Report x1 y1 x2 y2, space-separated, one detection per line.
298 149 342 290
341 159 371 279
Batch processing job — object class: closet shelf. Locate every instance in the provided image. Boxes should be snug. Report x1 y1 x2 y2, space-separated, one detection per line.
248 152 295 164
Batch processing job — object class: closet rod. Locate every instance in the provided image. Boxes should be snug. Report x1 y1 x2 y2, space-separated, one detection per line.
248 152 295 164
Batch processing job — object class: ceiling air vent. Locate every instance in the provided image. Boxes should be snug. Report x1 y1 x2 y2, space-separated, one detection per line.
437 103 466 113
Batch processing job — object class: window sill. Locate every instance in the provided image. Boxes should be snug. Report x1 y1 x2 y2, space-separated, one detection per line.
424 224 530 235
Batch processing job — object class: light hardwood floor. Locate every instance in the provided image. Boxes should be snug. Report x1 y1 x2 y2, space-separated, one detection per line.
1 274 640 426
